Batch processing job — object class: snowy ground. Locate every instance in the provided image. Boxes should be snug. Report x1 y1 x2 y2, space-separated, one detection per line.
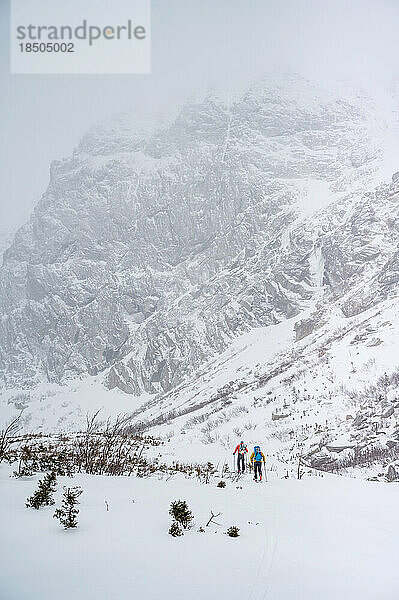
1 463 399 600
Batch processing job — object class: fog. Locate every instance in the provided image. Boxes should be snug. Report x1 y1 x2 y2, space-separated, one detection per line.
1 0 399 241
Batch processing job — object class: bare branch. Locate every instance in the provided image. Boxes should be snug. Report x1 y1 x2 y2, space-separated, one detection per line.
0 411 24 462
206 511 222 527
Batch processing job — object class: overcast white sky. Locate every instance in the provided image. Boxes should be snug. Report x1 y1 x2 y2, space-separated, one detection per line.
1 0 399 241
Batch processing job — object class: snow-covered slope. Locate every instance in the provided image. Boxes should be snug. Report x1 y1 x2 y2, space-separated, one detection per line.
135 295 399 476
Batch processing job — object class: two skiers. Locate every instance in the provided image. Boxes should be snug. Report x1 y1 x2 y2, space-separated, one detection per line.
233 442 266 481
233 441 248 473
250 446 265 481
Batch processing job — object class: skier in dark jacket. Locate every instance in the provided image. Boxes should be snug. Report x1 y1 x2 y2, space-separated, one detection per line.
233 441 248 473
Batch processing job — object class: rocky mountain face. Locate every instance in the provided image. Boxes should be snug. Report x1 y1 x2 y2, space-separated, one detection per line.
0 77 396 401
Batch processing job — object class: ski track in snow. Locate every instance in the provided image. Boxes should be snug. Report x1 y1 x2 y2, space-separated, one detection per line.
247 486 278 600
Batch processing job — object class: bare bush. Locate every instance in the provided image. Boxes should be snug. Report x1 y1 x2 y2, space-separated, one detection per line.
243 421 257 431
233 426 243 437
0 412 23 463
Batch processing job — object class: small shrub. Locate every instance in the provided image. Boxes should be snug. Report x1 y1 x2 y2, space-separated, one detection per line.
14 463 35 477
53 486 82 529
226 525 240 537
205 462 216 484
169 500 193 530
13 445 35 477
217 481 226 488
26 472 57 509
169 521 183 537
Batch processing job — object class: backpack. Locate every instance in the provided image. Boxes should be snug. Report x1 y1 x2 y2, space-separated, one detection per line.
254 446 262 462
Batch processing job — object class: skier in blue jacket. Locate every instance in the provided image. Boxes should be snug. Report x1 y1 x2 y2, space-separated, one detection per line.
250 446 265 481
